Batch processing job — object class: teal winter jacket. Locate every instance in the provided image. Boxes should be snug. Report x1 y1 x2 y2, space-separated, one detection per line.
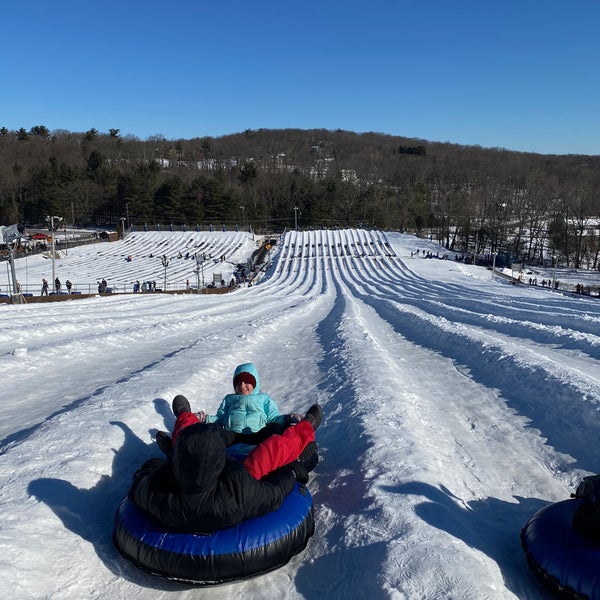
205 363 287 433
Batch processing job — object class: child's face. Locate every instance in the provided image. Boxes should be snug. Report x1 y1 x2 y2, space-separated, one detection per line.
235 381 254 395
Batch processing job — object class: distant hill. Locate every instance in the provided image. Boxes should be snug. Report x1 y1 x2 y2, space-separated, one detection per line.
1 127 599 270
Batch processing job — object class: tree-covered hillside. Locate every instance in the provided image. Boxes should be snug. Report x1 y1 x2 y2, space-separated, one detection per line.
1 126 599 268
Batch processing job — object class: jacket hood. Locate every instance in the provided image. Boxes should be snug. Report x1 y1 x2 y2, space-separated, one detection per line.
172 423 227 494
233 362 260 394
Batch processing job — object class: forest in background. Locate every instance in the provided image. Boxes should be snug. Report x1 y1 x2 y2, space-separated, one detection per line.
1 126 599 269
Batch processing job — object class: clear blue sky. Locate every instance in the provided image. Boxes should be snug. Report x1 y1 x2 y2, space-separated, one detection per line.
2 0 599 155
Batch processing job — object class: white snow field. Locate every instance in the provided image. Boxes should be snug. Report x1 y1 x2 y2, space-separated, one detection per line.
0 228 599 600
5 229 260 294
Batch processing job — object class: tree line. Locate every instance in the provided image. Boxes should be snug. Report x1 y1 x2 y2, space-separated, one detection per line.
1 126 599 269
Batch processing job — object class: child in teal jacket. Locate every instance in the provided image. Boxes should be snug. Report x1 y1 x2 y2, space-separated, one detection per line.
201 363 300 433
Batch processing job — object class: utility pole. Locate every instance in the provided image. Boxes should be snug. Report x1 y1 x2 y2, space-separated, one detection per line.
161 254 169 291
46 215 63 289
195 254 206 292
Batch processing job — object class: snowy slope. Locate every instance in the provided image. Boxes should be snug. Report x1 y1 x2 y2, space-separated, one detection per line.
0 229 599 600
7 230 259 294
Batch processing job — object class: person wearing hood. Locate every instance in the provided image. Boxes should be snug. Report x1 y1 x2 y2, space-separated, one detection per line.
205 362 301 432
129 397 322 533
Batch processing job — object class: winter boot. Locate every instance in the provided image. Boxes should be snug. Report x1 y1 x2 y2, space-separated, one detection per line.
156 430 173 454
172 394 191 417
303 404 323 431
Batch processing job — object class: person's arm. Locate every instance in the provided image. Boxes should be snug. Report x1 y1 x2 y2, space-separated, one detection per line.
239 465 299 521
263 394 288 425
203 396 229 425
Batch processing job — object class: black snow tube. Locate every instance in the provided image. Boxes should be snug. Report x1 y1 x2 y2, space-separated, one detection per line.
113 482 314 586
521 498 600 600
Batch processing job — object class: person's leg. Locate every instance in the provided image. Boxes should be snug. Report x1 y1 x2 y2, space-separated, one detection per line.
156 395 197 453
243 420 315 479
172 411 200 444
233 422 287 446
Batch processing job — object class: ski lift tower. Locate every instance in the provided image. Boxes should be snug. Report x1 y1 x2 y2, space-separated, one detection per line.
0 223 25 303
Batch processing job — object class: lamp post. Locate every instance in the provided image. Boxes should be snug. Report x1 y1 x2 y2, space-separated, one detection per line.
491 252 497 280
195 253 206 292
294 206 298 231
552 255 557 290
45 215 63 289
161 254 169 291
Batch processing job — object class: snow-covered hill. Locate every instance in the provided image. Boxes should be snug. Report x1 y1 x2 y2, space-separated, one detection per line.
1 229 599 599
5 230 260 295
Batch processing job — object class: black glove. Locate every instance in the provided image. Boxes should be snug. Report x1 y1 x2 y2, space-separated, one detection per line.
133 457 164 481
290 460 309 484
298 441 319 472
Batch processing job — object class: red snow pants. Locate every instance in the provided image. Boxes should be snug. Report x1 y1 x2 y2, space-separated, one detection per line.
171 413 315 480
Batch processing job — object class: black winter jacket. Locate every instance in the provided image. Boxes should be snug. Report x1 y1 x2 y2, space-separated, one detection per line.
129 423 297 533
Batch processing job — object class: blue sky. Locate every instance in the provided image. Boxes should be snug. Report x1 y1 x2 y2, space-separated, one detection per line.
2 0 599 155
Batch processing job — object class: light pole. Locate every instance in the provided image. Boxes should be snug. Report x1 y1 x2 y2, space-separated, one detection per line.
120 217 126 239
195 253 206 292
552 255 557 290
491 252 497 280
161 255 169 291
45 215 63 289
294 206 298 231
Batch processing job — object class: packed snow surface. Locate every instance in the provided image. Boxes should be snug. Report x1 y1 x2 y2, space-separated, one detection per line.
1 229 599 600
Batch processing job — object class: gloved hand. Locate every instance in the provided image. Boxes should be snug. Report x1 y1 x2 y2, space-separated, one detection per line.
133 458 164 481
196 410 206 423
290 460 309 484
287 413 303 425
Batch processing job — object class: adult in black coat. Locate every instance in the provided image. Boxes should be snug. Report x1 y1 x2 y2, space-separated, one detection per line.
129 406 321 533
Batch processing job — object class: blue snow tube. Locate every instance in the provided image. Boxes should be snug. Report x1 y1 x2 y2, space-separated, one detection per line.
113 482 314 585
521 498 600 600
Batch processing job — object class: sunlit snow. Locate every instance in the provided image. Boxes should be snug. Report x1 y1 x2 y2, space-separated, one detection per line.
1 229 599 600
